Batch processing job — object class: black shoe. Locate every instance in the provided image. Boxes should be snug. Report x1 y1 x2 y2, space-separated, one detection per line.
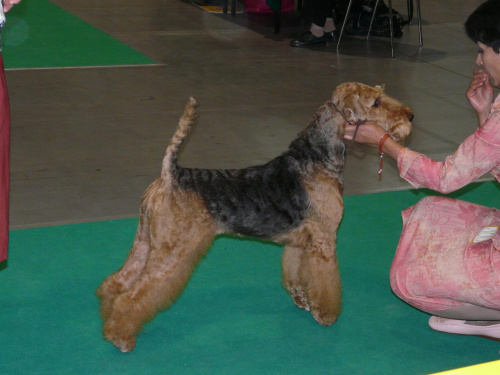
324 30 339 41
290 31 326 48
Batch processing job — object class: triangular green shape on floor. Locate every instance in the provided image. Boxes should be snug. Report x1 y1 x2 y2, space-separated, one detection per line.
1 0 155 69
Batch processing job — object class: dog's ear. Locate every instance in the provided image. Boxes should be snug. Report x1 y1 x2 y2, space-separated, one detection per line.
333 83 369 123
341 93 367 123
374 84 385 92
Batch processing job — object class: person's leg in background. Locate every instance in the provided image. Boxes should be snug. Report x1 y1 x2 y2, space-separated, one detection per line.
290 0 337 47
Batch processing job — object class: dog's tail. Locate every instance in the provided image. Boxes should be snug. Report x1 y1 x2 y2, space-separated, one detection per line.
161 96 199 184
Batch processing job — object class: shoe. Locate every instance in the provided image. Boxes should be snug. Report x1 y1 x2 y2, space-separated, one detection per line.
290 32 326 48
324 30 339 41
429 316 500 340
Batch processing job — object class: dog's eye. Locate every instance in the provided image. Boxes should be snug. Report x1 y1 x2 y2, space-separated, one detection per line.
373 98 380 107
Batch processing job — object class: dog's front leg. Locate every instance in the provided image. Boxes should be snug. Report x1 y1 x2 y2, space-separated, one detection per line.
305 240 342 326
282 227 342 325
282 245 310 311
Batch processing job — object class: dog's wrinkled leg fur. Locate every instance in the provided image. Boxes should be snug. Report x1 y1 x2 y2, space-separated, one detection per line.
282 245 310 311
306 245 342 326
102 189 217 352
96 212 151 321
297 171 344 325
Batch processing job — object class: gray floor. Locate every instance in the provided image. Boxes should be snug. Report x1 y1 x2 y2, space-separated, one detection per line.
8 0 492 229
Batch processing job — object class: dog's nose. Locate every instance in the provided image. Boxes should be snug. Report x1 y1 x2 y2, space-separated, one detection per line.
408 113 414 122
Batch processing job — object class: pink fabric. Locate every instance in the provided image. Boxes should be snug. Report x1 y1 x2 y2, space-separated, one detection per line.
0 53 10 263
398 94 500 193
243 0 294 13
391 196 500 311
390 93 500 312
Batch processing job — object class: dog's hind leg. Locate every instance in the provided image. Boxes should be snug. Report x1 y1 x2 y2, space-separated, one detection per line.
96 211 151 321
103 229 215 352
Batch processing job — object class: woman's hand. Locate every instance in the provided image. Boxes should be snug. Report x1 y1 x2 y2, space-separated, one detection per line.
3 0 21 12
467 69 493 126
343 121 388 147
344 121 404 160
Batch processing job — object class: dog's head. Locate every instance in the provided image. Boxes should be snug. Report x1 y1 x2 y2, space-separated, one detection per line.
331 82 413 142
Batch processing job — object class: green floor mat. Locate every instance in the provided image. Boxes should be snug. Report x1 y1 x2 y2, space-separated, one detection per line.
1 182 499 374
1 0 155 69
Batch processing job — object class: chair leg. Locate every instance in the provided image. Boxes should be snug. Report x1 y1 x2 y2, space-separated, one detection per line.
339 0 417 57
336 0 354 50
370 0 394 57
416 0 423 46
388 0 394 57
367 0 381 39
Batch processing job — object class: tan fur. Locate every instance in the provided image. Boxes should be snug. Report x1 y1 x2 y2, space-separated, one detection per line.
333 82 412 142
96 82 413 352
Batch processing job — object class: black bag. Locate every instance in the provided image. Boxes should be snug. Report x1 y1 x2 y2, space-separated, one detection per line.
354 0 405 38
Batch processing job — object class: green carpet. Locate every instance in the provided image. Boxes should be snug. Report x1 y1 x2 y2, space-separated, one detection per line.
1 0 155 69
1 182 500 374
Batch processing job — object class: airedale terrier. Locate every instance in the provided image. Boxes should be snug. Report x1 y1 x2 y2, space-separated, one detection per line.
96 82 413 352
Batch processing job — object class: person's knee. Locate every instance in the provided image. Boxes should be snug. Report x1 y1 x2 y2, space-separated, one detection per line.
389 263 409 302
389 260 426 308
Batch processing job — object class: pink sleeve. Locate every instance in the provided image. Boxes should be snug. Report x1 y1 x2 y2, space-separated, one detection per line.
397 107 500 193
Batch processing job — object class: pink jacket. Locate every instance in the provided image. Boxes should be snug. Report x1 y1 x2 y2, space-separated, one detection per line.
398 93 500 192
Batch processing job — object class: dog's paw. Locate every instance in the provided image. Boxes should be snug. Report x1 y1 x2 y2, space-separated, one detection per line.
284 283 310 311
311 308 338 326
308 288 341 325
103 323 137 353
310 298 341 326
110 336 137 353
